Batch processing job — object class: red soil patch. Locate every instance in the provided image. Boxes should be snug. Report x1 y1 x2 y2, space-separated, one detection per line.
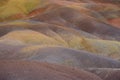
108 18 120 28
28 5 50 18
0 13 26 22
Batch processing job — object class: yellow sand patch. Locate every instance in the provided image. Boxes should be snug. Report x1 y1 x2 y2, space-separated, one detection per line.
86 38 120 58
0 0 9 7
0 30 66 46
0 0 46 19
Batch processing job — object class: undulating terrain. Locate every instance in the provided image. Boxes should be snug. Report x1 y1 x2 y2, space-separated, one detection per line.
0 0 120 80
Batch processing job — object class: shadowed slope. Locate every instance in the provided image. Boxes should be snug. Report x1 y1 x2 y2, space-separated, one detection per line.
31 7 120 41
23 47 120 68
0 60 102 80
0 21 98 39
0 45 120 68
92 0 120 6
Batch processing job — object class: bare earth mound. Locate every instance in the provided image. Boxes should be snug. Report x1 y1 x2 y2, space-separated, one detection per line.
0 60 102 80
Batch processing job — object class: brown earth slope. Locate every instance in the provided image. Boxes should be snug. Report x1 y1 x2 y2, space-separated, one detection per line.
0 60 102 80
85 68 120 80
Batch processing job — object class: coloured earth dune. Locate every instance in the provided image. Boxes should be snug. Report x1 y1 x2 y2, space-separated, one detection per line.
0 0 120 80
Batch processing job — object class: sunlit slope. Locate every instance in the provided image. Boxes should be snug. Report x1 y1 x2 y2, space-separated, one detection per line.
0 30 120 59
0 30 67 46
0 0 47 20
